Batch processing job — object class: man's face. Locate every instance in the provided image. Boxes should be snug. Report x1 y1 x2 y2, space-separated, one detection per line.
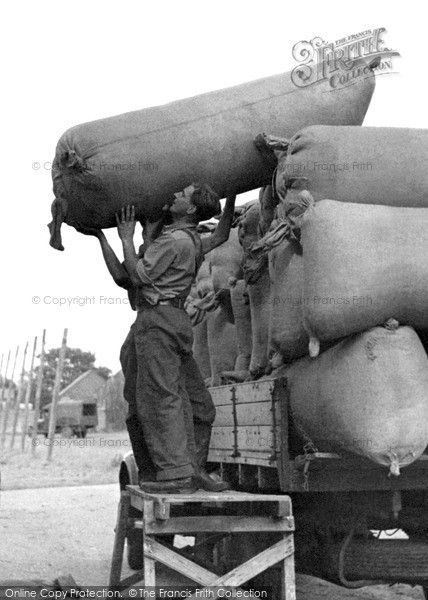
166 184 196 217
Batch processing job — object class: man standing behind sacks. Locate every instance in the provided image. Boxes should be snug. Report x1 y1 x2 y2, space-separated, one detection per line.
79 184 235 494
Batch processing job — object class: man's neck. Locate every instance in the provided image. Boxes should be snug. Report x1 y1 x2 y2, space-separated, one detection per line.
170 215 196 227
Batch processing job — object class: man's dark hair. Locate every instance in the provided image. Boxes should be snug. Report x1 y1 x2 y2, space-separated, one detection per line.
190 182 221 222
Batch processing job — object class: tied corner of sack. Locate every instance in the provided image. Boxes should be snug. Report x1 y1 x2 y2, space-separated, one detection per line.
59 149 87 173
242 251 269 285
47 197 67 251
287 189 316 229
253 132 290 167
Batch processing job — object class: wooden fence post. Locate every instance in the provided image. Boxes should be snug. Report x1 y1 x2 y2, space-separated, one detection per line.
31 330 46 456
46 328 68 462
0 353 4 418
0 346 19 449
0 350 11 423
21 336 38 451
10 342 29 449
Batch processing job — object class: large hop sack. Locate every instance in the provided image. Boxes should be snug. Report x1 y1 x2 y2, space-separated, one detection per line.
276 125 428 210
238 200 272 376
229 278 252 373
269 239 308 361
301 200 428 349
207 307 238 387
195 252 213 297
188 278 212 380
49 61 377 250
247 271 272 376
192 244 239 385
210 228 243 293
286 326 428 475
192 318 211 381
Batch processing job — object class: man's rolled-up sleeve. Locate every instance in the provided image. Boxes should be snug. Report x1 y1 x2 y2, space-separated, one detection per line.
136 235 177 285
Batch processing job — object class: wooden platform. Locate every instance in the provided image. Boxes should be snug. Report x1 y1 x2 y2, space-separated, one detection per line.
109 485 296 599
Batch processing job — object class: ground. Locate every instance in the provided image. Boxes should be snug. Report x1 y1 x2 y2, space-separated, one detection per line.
0 431 425 598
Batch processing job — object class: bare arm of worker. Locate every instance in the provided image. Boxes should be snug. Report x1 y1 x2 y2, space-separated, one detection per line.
201 194 237 255
74 224 132 289
138 216 165 256
116 206 142 287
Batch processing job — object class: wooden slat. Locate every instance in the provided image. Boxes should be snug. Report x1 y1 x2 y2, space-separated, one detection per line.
214 402 274 427
108 492 130 586
144 538 217 585
209 379 278 406
144 515 295 535
143 554 156 587
187 537 295 599
211 425 280 454
208 450 277 467
282 548 297 600
128 485 291 503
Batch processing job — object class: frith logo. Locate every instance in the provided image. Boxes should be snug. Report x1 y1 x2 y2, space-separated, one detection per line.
291 27 400 89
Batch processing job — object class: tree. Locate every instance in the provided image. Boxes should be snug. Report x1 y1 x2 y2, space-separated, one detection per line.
32 347 111 407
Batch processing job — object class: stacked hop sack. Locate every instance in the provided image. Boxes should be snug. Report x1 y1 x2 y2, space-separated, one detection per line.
269 239 308 362
238 200 272 377
267 125 428 474
275 125 428 212
229 278 252 376
190 231 242 387
286 327 428 475
269 126 428 362
301 200 428 348
49 61 377 250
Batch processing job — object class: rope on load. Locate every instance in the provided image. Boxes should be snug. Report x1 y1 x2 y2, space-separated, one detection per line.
242 190 315 284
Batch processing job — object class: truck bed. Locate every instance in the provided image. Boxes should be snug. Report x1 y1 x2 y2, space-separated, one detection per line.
208 378 428 493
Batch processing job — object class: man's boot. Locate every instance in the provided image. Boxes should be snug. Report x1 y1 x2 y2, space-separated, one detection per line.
193 423 230 492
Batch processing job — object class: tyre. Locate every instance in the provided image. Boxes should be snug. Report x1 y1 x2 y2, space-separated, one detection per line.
119 453 145 570
61 426 73 438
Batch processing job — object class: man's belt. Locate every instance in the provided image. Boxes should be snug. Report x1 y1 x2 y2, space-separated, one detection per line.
158 298 187 309
137 297 186 311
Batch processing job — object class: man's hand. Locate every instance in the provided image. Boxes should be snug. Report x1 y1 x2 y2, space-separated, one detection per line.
116 205 136 240
202 193 237 255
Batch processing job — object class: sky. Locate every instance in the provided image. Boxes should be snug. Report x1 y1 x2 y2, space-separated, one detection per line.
2 0 427 378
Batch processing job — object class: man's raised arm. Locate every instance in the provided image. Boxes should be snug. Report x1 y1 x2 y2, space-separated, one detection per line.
201 194 236 255
116 206 142 287
74 224 132 289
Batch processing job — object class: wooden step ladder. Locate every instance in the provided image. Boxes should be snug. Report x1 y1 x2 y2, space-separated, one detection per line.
109 486 295 599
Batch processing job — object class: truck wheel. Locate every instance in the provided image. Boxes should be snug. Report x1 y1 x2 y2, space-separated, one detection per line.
61 426 73 438
118 453 144 570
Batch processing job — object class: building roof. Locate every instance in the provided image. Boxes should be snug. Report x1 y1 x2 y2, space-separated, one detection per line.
59 369 107 400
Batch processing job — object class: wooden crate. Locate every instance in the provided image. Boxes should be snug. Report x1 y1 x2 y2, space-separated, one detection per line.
208 378 285 467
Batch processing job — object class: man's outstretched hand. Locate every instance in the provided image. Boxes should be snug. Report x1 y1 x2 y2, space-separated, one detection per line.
116 205 136 240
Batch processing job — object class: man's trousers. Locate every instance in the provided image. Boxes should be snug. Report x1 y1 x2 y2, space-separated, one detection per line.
120 305 215 481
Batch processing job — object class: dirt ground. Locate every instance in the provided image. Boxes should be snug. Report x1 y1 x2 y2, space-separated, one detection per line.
0 483 425 599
